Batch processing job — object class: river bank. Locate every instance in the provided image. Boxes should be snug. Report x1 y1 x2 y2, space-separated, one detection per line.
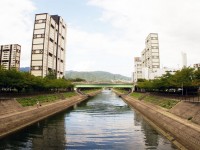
0 90 101 139
114 90 200 150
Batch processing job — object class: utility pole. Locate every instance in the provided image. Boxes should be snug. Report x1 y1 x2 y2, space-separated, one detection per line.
182 82 184 96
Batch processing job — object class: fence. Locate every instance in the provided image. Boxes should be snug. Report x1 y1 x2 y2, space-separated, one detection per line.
149 92 200 102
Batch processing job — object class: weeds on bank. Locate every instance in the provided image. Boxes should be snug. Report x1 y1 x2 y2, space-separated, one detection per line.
130 92 144 99
108 89 179 109
143 95 179 109
17 92 77 107
130 92 178 109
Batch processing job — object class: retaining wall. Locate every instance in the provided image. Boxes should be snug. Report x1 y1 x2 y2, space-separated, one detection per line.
119 94 200 150
170 101 200 125
0 90 101 139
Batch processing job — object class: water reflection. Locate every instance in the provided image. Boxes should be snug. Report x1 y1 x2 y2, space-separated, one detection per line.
0 90 176 149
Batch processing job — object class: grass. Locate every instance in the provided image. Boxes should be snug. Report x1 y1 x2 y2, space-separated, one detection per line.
130 92 145 99
129 92 179 109
143 95 179 109
17 92 77 107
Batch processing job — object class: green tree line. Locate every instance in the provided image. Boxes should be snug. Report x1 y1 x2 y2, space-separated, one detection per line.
137 67 200 95
0 68 73 93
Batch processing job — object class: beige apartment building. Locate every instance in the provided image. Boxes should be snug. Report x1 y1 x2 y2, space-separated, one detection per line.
30 13 67 78
133 57 142 82
141 33 160 72
0 44 21 70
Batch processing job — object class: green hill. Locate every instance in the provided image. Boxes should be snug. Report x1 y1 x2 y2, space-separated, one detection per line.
65 71 131 82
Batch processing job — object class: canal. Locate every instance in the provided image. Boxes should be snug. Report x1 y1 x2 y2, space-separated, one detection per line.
0 90 177 149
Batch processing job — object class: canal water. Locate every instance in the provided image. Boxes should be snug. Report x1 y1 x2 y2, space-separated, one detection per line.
0 90 177 149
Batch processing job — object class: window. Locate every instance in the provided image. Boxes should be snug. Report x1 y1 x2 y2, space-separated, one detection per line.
42 19 46 23
35 19 46 24
35 20 40 24
49 52 53 57
50 38 53 43
31 66 42 70
51 24 55 29
32 49 43 54
33 34 37 38
151 37 158 40
33 34 45 38
153 65 159 68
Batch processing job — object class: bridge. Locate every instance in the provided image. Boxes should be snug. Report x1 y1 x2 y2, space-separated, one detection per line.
73 82 134 95
74 82 134 90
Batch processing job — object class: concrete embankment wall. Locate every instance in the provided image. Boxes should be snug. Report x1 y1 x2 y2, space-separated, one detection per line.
170 101 200 125
0 91 101 139
116 92 200 150
0 99 24 115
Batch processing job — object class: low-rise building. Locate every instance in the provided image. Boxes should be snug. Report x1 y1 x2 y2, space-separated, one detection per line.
0 44 21 70
148 67 178 79
193 63 200 70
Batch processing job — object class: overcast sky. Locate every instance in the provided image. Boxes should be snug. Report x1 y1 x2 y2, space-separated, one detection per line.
0 0 199 77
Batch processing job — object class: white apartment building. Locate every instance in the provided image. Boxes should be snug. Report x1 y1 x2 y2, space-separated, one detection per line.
0 44 21 70
181 52 187 68
142 33 160 72
30 13 67 78
133 57 143 82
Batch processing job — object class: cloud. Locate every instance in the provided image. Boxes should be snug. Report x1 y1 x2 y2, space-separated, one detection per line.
66 25 136 76
0 0 36 67
72 60 96 71
87 0 200 69
2 0 198 77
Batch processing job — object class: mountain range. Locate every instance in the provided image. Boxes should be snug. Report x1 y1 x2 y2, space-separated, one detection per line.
19 68 131 82
65 71 131 82
20 67 30 72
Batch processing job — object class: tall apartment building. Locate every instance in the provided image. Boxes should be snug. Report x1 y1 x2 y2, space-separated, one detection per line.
133 57 142 82
0 44 21 70
141 33 160 72
30 13 67 78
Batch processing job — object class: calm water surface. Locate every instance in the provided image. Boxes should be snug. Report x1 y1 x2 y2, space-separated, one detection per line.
0 90 177 149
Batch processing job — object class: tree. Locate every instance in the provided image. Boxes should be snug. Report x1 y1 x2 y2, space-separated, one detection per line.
45 70 57 79
193 69 200 87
